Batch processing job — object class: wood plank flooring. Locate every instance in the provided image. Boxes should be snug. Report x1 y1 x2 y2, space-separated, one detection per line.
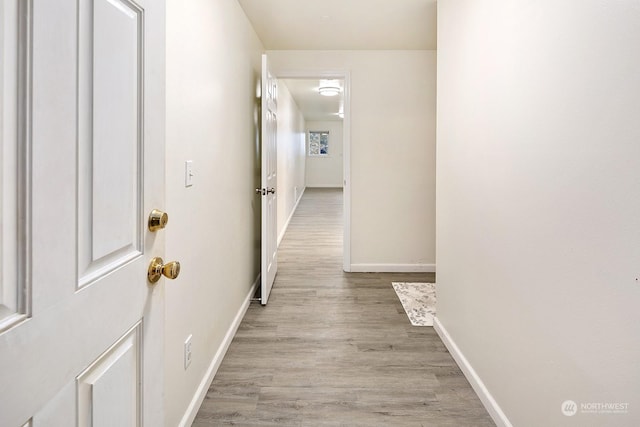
192 188 494 426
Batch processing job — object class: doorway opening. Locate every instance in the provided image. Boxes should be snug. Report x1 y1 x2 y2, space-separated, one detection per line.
276 72 351 272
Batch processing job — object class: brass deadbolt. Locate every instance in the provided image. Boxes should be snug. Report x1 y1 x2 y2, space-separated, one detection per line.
148 257 180 284
148 209 169 232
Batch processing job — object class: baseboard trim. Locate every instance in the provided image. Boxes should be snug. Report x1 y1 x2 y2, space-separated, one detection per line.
278 186 306 247
178 274 260 427
349 263 436 273
433 317 512 427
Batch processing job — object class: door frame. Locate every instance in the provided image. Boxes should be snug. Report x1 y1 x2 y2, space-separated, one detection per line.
274 69 351 272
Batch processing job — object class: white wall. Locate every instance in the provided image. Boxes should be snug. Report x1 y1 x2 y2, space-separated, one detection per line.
306 121 343 188
268 51 436 271
165 1 263 425
276 82 306 244
437 1 640 426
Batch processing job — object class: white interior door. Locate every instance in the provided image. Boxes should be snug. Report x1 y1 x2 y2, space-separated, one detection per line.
0 0 166 426
260 54 278 305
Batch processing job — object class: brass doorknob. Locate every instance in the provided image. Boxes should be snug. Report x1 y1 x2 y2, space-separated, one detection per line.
148 209 169 231
148 257 180 283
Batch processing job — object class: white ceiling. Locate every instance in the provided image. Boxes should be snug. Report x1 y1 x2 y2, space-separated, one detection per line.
282 79 344 122
237 0 437 50
240 0 437 122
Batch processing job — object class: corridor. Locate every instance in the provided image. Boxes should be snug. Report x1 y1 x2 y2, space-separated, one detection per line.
192 188 493 426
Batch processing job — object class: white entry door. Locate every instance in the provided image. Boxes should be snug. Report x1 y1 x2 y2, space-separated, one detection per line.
259 54 278 305
0 0 167 426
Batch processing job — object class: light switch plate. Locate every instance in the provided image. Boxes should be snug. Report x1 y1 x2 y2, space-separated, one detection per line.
185 160 194 187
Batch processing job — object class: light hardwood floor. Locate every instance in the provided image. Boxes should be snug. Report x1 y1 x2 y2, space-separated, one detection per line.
192 188 494 426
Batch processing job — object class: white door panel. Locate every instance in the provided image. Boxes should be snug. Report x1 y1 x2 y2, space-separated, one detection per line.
0 0 166 426
77 322 141 427
0 0 21 323
260 54 278 305
78 0 143 287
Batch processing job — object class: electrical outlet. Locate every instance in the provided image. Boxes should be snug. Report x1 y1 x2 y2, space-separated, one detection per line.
184 334 193 369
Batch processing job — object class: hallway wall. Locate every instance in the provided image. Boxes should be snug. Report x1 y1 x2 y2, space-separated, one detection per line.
276 82 306 244
437 1 640 426
268 50 436 272
306 121 344 188
165 1 264 425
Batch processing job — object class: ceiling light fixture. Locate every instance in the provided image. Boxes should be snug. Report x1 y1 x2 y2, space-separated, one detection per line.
319 80 341 97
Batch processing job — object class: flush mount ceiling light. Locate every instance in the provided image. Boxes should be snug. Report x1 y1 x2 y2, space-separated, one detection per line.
318 79 341 97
